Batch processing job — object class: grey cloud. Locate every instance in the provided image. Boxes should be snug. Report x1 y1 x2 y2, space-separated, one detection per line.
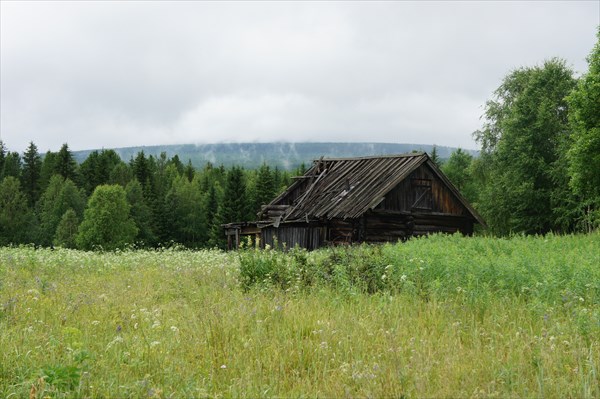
1 1 598 152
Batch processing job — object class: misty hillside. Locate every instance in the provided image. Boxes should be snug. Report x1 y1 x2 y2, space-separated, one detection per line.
72 142 478 170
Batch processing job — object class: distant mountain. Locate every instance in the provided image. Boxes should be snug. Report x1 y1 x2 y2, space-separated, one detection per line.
72 142 478 170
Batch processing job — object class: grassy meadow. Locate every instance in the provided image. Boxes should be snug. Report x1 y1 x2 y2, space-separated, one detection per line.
1 234 599 398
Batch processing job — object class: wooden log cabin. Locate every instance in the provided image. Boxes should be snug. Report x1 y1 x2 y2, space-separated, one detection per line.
223 153 485 250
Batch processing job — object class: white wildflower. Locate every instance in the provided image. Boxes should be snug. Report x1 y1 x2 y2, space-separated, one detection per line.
105 335 124 351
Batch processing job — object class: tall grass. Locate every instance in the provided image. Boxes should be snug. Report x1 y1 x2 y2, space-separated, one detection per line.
1 234 599 398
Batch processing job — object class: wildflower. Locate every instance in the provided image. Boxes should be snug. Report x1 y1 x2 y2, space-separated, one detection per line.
220 364 227 369
116 325 122 333
400 274 407 282
105 336 124 350
170 325 179 332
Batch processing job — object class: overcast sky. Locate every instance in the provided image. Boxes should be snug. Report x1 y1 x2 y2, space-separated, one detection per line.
1 1 598 153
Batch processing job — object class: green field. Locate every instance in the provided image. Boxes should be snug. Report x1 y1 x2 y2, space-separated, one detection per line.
1 234 599 398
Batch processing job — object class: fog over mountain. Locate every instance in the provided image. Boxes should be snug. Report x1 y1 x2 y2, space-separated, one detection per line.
72 142 476 170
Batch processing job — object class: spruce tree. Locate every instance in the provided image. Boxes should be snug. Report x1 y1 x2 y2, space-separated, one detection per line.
21 142 43 206
39 151 57 192
54 144 78 182
131 151 151 189
80 149 122 195
184 160 195 182
79 151 101 195
252 163 276 216
168 154 184 175
109 162 133 187
430 145 441 166
125 179 157 246
210 167 247 248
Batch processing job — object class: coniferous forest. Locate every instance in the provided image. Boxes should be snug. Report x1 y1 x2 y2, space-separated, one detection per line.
0 141 304 249
0 30 599 249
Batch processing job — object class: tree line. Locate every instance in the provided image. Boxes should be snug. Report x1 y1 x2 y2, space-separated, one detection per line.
0 142 303 249
1 30 598 248
438 29 599 235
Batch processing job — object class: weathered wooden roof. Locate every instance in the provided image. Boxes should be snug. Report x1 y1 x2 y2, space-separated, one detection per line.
262 152 485 225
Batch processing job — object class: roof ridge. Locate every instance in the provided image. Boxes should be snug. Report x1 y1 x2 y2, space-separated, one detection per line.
313 152 426 162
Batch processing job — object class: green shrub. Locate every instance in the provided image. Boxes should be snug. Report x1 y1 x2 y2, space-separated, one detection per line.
237 233 600 308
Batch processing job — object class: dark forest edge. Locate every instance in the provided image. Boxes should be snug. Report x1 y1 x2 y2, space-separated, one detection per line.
0 29 598 249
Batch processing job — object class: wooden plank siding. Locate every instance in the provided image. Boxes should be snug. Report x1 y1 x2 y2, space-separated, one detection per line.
378 163 472 217
261 224 324 250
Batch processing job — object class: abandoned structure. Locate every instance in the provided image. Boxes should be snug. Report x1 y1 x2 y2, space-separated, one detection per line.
223 152 485 250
